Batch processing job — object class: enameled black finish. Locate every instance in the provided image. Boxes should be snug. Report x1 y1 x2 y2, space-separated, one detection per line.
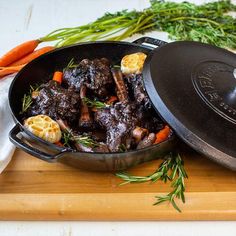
8 38 175 172
143 41 236 170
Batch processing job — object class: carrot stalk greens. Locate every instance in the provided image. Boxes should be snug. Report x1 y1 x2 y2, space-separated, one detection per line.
1 0 236 78
40 0 236 50
116 153 188 212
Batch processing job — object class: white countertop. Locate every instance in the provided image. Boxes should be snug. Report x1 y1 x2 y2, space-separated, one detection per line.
0 0 236 235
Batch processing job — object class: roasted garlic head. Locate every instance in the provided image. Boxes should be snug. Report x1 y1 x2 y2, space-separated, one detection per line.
121 52 147 74
24 115 61 143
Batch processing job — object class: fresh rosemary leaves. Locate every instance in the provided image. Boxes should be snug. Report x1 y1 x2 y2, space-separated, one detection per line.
118 144 127 152
61 130 73 148
83 97 107 109
61 129 98 148
21 85 40 114
116 153 188 212
21 94 33 114
74 135 99 148
63 58 79 72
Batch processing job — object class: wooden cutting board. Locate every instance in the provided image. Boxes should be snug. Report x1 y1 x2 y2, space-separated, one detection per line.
0 145 236 221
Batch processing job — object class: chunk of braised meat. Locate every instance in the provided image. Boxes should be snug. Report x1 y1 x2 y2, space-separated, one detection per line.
63 58 114 99
94 102 139 152
29 81 80 125
124 74 164 132
124 74 152 109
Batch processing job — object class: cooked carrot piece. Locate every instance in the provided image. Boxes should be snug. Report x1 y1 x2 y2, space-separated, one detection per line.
52 71 63 84
10 46 54 66
0 64 25 78
154 125 171 144
106 96 118 105
0 40 40 67
54 141 64 147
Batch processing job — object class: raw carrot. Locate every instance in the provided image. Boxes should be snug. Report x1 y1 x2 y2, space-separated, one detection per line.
154 125 171 144
52 71 63 84
10 46 54 66
0 40 40 67
106 96 118 105
0 64 25 78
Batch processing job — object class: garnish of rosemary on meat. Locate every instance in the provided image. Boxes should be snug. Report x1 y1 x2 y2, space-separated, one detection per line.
21 52 171 152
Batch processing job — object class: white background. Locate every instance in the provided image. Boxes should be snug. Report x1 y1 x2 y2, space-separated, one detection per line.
0 0 236 235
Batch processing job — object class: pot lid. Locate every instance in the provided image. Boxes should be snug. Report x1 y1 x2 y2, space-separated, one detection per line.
143 41 236 170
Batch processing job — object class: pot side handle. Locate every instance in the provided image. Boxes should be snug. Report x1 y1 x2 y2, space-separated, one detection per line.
9 124 68 162
133 37 167 48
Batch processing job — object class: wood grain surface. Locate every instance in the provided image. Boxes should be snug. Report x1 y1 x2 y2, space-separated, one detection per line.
0 146 235 220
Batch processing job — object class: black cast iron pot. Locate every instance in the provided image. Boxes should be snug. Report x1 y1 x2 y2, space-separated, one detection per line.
8 37 176 172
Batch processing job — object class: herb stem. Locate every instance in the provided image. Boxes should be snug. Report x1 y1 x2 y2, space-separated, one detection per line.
40 0 236 50
116 153 188 212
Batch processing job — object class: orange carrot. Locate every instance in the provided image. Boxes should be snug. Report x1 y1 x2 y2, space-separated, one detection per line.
52 71 63 84
0 64 25 78
91 107 98 112
154 125 171 144
54 141 64 147
106 96 118 105
0 40 40 67
10 46 54 66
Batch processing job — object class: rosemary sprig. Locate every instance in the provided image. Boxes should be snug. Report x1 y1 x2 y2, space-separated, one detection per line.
154 154 188 212
83 97 108 109
63 58 79 72
74 135 99 148
21 94 33 114
118 144 127 152
61 129 73 147
21 85 41 114
116 153 188 212
61 129 99 148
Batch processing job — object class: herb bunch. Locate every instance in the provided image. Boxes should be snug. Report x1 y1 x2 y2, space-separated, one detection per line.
116 153 188 212
40 0 236 50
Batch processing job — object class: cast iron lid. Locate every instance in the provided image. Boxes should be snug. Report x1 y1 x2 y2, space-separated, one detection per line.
143 41 236 170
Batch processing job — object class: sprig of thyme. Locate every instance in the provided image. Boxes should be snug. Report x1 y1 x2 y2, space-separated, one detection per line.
83 97 108 109
116 153 188 212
